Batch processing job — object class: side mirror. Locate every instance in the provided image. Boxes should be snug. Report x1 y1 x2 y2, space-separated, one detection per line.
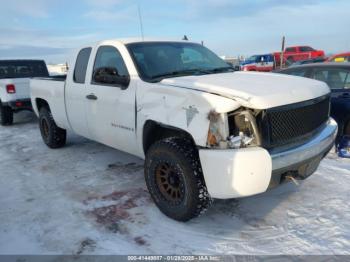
93 67 130 89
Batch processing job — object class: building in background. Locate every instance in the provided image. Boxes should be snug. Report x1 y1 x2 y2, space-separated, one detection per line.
46 63 68 76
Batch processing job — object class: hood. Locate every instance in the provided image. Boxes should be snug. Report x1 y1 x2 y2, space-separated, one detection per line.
160 72 330 109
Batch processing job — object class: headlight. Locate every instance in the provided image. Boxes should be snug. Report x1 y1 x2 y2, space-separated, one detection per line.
227 110 262 148
206 109 261 149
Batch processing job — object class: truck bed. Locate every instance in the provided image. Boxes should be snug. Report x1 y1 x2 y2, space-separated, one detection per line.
30 77 69 129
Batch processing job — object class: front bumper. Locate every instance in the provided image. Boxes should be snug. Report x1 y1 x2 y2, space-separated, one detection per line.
199 118 338 199
2 99 32 111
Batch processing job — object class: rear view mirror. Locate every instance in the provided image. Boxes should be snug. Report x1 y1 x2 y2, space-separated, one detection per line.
93 67 130 89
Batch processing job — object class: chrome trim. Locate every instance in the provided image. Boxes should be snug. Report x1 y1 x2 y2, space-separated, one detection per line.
271 118 337 171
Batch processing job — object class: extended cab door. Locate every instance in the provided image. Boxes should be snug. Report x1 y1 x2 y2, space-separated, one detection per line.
65 47 92 138
85 45 137 154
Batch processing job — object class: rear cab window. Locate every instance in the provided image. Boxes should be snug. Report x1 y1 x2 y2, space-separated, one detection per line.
299 46 315 52
285 47 297 52
0 60 49 79
74 47 92 84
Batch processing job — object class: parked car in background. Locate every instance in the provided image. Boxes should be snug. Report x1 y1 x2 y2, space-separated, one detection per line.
240 54 275 71
30 39 336 221
274 46 325 67
278 63 350 143
0 60 49 125
290 57 326 67
326 52 350 63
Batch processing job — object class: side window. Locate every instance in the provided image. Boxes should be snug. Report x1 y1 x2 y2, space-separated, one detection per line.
93 46 129 80
283 69 306 77
312 68 350 89
285 47 296 52
299 46 314 52
74 47 92 84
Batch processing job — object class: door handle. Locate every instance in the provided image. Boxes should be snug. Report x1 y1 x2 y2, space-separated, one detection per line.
86 94 98 100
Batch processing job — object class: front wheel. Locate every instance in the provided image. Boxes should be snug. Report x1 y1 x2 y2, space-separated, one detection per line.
0 103 14 126
144 137 212 221
39 107 66 148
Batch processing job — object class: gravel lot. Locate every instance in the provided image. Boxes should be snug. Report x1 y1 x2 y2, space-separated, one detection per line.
0 112 349 255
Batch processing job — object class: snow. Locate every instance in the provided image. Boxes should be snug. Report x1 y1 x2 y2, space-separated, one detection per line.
0 112 349 255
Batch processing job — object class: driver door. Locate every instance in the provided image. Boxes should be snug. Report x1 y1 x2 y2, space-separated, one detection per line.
85 45 137 154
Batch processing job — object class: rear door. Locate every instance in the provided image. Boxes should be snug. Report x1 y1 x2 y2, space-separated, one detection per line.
85 45 137 154
311 67 350 135
65 47 92 138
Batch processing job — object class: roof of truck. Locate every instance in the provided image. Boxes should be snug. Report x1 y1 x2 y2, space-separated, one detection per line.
96 38 197 45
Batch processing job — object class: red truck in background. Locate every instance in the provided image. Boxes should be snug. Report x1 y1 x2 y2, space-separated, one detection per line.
241 46 325 72
274 46 325 67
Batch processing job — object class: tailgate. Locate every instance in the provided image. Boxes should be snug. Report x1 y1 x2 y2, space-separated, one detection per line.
1 78 30 100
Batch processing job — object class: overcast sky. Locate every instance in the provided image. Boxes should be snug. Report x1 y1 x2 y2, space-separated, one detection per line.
0 0 349 64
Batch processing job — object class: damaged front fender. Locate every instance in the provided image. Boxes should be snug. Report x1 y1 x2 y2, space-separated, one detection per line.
135 82 241 156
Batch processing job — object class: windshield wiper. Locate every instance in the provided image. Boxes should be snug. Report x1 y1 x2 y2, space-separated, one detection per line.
207 66 235 73
151 69 211 81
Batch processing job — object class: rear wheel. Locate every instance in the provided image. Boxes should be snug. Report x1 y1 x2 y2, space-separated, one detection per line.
144 137 212 221
39 107 66 148
0 102 14 126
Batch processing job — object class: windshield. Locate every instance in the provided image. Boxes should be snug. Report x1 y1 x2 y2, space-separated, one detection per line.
245 55 258 63
0 60 49 79
127 42 233 81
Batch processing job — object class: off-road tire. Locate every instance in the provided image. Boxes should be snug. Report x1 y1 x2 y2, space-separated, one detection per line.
145 137 212 221
0 103 14 126
39 107 66 148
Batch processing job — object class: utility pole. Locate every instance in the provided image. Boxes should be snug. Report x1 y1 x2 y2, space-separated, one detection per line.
280 36 285 69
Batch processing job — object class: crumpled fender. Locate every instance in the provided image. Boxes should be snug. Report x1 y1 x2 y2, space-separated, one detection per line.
135 82 240 154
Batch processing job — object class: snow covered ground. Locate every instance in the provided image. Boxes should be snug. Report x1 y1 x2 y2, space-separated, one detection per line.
0 112 349 255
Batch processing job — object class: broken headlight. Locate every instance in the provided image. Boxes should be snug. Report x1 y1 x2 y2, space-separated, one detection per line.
206 109 261 149
227 110 261 148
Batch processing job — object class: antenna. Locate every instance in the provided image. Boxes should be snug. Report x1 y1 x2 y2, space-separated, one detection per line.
137 4 144 41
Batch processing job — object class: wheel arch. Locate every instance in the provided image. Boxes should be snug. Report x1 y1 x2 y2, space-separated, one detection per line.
142 120 196 155
35 98 50 113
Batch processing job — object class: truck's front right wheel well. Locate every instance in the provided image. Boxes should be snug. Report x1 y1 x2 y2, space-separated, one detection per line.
143 120 195 155
36 98 50 112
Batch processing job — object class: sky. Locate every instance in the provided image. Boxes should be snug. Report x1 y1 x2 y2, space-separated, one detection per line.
0 0 349 64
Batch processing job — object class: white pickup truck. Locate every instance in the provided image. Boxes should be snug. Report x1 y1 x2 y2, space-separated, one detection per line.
30 39 337 221
0 60 49 125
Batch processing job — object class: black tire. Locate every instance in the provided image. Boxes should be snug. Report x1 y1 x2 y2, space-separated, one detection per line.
0 103 14 126
144 137 212 221
39 107 66 148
